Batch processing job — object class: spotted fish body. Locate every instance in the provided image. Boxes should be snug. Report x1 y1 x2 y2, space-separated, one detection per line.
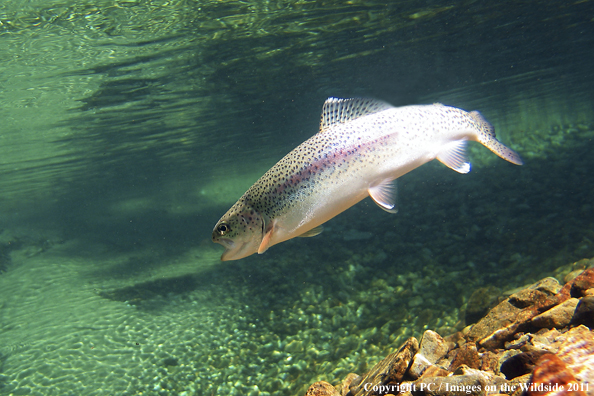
212 98 522 261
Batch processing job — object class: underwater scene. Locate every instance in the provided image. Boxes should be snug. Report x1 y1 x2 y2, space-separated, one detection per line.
0 0 593 395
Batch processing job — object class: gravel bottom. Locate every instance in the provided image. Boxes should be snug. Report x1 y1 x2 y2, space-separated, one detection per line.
0 121 593 396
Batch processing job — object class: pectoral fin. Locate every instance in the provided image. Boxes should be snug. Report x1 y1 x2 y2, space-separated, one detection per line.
298 225 324 237
258 219 277 254
368 179 398 213
437 139 471 174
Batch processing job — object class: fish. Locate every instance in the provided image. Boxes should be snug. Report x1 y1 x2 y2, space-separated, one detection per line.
212 97 523 261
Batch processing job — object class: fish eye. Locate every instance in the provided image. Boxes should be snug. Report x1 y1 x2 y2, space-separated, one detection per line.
217 222 231 235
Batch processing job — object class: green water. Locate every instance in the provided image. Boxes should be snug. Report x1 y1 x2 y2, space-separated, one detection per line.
0 0 593 395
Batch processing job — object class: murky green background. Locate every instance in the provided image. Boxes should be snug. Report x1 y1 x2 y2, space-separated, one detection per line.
0 0 593 395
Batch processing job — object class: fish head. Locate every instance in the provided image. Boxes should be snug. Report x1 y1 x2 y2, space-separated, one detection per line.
212 200 264 261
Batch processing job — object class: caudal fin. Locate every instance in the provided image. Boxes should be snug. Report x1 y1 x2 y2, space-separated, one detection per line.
470 111 523 166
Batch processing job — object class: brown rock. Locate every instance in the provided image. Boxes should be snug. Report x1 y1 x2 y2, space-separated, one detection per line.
350 337 419 396
499 350 551 379
444 331 466 348
409 330 451 378
570 296 594 328
546 325 593 355
449 343 480 371
572 270 594 296
478 324 521 350
509 288 553 308
504 333 533 350
466 301 517 342
557 267 594 300
531 277 563 296
527 354 585 396
306 381 340 396
465 286 502 325
336 373 360 396
531 298 580 329
467 280 560 348
414 366 509 396
419 365 450 378
479 350 501 373
531 328 562 350
466 282 560 349
555 325 594 391
509 374 532 396
564 269 585 284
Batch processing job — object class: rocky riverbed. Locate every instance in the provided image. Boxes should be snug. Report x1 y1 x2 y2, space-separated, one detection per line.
304 264 594 396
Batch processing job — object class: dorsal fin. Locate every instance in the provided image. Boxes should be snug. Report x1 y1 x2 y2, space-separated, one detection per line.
320 97 393 132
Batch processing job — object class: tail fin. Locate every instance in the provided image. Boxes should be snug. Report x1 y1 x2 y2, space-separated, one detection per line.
470 111 523 166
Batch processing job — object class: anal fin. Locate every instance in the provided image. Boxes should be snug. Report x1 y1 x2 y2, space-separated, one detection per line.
368 179 398 213
436 139 471 174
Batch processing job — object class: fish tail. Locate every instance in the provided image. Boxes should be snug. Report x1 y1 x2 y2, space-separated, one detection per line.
470 111 523 165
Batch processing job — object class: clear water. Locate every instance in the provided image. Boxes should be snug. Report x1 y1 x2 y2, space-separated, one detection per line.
0 0 593 395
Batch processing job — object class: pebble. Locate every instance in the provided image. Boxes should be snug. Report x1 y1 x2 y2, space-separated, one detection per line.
464 285 501 325
557 267 594 300
570 296 594 328
527 354 586 396
409 330 450 378
532 277 563 296
448 343 480 371
349 337 418 396
468 284 558 349
564 269 585 284
302 265 594 396
408 296 424 308
555 325 594 387
414 365 508 396
531 298 580 328
336 373 359 396
305 381 340 396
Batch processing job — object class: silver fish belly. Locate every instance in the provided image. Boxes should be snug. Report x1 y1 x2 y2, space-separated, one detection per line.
212 97 522 261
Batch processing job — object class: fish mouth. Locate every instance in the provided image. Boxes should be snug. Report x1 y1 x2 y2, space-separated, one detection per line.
216 237 235 249
215 238 252 261
215 238 235 259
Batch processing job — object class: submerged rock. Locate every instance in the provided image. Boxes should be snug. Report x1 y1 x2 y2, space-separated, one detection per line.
464 286 502 326
414 365 508 396
557 267 594 300
570 296 594 328
448 342 480 371
302 260 594 396
527 354 586 396
554 325 594 393
349 337 418 396
500 350 551 379
409 330 450 378
531 298 580 329
306 381 340 396
466 281 560 349
336 373 360 396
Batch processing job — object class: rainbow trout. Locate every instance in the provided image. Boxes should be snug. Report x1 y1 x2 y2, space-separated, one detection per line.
212 97 522 261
